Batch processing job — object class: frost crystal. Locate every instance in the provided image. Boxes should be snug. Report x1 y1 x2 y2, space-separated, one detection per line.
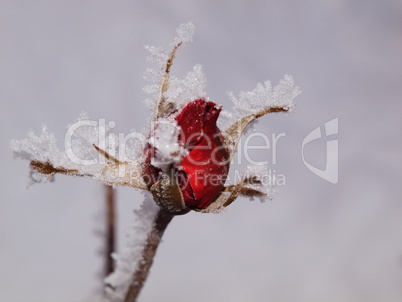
219 75 301 131
11 113 146 189
143 22 204 115
11 126 72 183
148 118 187 170
172 22 195 46
244 164 273 201
164 64 207 110
104 195 159 301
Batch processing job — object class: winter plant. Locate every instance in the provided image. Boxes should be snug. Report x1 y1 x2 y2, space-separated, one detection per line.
11 23 300 302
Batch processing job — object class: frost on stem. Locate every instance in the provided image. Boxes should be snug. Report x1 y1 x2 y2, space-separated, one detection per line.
104 194 164 302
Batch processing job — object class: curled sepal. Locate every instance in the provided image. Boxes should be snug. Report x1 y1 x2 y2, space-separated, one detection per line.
149 165 188 214
223 176 267 207
197 176 268 213
224 106 289 160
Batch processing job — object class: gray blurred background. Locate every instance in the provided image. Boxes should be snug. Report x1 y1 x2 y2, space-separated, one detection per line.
1 1 402 301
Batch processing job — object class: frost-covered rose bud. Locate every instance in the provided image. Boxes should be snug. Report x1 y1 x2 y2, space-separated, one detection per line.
13 22 299 218
143 99 230 211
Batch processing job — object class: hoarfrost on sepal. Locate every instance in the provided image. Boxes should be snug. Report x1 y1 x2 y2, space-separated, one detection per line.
11 126 73 183
104 194 159 301
164 64 207 110
243 164 273 202
11 126 59 164
143 22 202 116
219 75 301 131
172 22 195 46
144 45 169 65
30 169 55 183
11 113 147 189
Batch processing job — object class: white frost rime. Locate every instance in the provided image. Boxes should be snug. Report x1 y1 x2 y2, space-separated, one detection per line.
219 75 301 131
148 118 187 171
143 22 207 114
11 112 146 188
104 195 159 302
244 164 274 201
11 126 64 183
164 64 207 110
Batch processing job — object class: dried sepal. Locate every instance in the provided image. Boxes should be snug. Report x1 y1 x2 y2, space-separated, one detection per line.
30 160 84 177
224 106 289 160
99 162 148 190
222 176 268 207
197 176 268 213
28 145 149 190
93 144 121 164
236 187 267 198
93 145 148 190
149 165 187 213
29 158 149 190
155 42 182 119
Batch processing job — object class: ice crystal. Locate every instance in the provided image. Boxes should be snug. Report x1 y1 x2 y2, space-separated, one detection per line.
143 22 201 115
244 164 272 201
148 118 187 171
104 195 159 302
219 75 301 131
11 112 145 188
164 64 207 111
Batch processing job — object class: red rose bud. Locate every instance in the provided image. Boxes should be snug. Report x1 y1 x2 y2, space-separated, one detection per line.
143 99 230 210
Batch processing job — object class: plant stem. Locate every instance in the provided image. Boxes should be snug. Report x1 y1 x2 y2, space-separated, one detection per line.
105 185 116 277
124 209 174 302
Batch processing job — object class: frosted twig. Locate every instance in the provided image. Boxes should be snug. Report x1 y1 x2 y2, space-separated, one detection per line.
124 209 174 302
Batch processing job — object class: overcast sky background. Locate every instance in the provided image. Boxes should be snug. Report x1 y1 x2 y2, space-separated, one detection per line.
1 1 402 301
